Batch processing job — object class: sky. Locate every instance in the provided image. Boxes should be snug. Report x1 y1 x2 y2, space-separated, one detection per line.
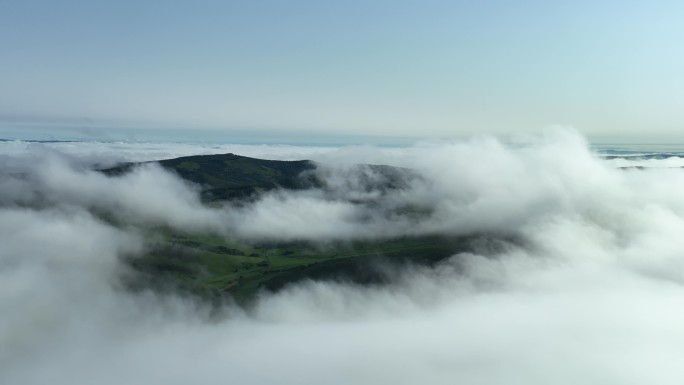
1 0 684 143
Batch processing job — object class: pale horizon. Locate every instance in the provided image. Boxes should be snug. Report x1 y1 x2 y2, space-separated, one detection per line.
2 1 684 142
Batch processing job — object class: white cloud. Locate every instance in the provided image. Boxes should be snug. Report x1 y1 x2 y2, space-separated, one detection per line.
4 129 684 384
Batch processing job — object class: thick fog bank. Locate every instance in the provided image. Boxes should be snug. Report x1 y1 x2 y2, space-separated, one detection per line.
4 129 684 384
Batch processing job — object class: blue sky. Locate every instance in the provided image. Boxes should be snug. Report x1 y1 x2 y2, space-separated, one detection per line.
1 1 683 142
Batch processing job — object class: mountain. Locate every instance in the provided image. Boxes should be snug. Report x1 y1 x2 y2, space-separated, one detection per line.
101 153 481 304
103 153 319 202
103 152 418 203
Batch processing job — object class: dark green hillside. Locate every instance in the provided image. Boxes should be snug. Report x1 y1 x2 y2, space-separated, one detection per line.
102 152 418 202
159 154 319 201
104 153 319 201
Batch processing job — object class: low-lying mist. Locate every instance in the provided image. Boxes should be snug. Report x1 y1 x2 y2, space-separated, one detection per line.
4 129 684 384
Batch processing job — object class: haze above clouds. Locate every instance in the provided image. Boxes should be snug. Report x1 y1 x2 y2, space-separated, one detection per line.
4 130 684 384
2 1 684 141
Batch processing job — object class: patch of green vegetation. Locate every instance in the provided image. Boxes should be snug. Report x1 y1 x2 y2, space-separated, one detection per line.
126 230 472 304
176 161 200 172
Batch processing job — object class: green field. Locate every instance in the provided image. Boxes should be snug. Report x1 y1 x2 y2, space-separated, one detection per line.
126 231 470 304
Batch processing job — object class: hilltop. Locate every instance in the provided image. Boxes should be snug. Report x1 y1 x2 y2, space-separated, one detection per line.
103 153 319 201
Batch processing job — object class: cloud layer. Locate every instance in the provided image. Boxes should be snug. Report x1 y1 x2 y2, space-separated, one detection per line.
4 129 684 384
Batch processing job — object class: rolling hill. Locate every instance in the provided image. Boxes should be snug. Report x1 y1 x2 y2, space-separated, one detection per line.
102 153 479 304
